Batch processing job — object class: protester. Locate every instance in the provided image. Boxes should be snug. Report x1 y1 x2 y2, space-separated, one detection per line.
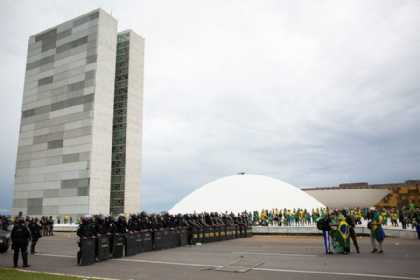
415 208 420 240
316 212 332 255
344 209 360 253
369 207 384 253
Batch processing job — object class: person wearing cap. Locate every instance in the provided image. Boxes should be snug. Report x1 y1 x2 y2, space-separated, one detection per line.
11 216 31 267
368 207 384 253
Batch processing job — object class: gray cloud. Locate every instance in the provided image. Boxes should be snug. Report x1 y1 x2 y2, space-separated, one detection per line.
0 0 419 212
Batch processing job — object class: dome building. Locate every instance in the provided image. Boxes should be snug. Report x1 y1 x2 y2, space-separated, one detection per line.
169 174 325 214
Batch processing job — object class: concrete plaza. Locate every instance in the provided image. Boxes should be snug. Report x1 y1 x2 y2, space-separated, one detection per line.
1 233 420 280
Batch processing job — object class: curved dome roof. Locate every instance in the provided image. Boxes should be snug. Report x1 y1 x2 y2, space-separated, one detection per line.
169 174 325 214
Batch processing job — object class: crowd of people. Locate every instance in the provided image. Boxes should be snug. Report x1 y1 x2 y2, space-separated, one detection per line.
0 215 54 236
251 206 420 229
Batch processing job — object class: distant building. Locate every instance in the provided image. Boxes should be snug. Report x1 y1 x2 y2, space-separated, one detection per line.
12 9 144 218
303 180 420 208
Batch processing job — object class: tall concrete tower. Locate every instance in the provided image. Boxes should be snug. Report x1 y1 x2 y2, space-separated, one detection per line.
12 9 143 219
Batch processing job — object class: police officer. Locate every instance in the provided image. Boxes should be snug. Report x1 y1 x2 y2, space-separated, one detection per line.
28 218 42 254
11 216 31 267
77 216 96 265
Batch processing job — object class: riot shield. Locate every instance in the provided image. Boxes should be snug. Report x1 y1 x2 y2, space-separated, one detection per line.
142 230 153 252
79 237 96 266
125 232 137 256
190 227 200 244
225 226 232 239
213 226 220 241
219 225 226 241
179 227 188 246
135 231 143 254
229 225 236 239
96 235 111 261
198 227 204 243
246 225 253 237
203 227 210 243
239 224 246 238
161 229 169 249
153 229 163 250
112 234 125 258
234 224 239 238
169 228 179 248
208 227 214 242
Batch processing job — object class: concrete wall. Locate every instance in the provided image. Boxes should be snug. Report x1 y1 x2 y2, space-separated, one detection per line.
88 10 117 215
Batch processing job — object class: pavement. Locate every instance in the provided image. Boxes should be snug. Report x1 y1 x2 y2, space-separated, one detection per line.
1 233 420 280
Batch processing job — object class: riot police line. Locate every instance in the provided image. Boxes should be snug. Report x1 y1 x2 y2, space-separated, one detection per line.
77 212 253 266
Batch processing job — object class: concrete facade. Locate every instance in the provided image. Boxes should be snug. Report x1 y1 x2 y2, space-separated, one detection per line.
12 9 143 218
110 31 144 215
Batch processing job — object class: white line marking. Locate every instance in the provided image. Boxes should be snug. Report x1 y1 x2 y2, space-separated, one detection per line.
15 268 120 280
254 267 420 280
114 257 223 268
232 251 317 257
35 252 420 280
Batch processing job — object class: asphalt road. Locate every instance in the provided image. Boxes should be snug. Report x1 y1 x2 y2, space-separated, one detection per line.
1 233 420 280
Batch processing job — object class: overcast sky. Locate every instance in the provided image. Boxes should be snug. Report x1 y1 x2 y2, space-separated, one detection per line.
0 0 419 213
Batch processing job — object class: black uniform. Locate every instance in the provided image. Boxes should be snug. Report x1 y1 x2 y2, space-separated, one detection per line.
77 219 96 264
11 221 31 267
28 220 42 254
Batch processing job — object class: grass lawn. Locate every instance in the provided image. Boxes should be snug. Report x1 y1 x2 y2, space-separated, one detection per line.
0 268 103 280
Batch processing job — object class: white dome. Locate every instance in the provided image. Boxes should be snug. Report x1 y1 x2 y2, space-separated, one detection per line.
169 174 325 214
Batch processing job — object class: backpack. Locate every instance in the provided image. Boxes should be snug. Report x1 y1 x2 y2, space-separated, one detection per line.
316 218 327 230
